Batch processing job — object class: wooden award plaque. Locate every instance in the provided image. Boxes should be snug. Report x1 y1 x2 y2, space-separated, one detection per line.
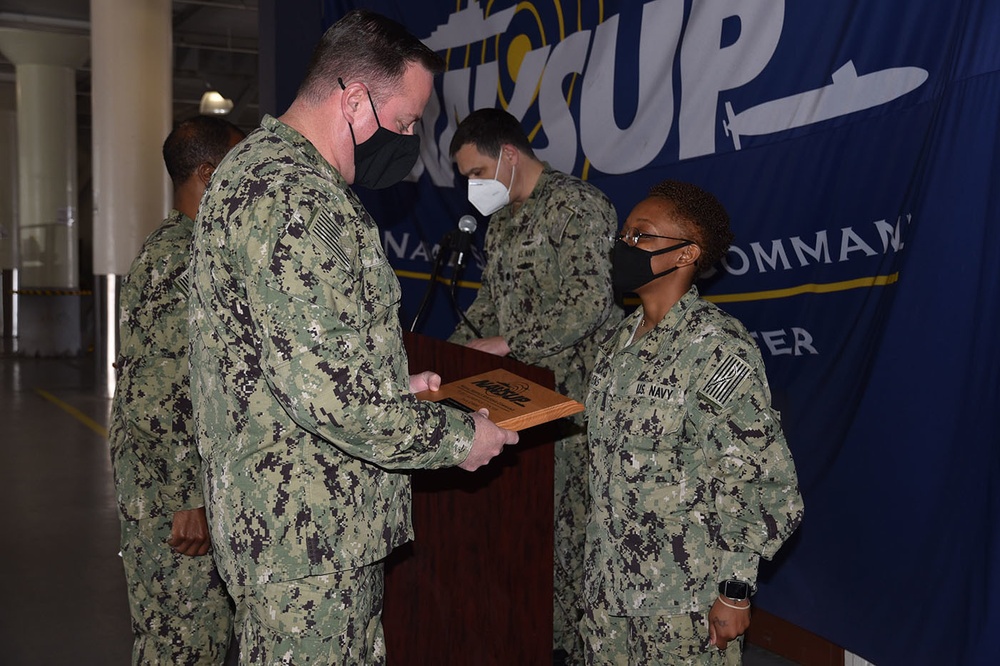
414 367 584 431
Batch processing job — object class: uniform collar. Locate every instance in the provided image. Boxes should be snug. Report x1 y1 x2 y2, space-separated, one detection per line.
260 114 346 189
495 161 553 221
616 285 701 358
515 162 552 217
168 208 194 230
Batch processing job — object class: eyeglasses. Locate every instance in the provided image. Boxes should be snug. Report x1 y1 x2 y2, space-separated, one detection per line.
617 228 694 247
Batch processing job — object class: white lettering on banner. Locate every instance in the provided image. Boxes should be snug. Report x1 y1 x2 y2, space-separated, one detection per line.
678 0 784 160
874 218 906 252
382 232 437 263
578 0 683 174
383 232 412 259
749 328 818 356
415 0 928 183
408 242 432 263
381 231 485 269
535 30 590 170
718 215 910 276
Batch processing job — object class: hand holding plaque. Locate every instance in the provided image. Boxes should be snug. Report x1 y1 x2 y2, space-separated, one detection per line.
414 368 584 431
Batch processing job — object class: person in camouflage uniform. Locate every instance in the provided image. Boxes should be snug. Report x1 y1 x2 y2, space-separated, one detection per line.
187 11 518 665
109 115 245 665
449 108 621 665
582 180 804 665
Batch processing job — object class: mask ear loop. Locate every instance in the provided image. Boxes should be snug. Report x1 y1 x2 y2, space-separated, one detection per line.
648 240 696 280
339 77 384 146
496 149 514 196
338 78 358 147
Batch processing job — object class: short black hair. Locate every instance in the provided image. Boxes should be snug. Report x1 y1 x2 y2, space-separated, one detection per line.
449 107 535 159
162 116 244 187
647 180 734 272
298 9 445 106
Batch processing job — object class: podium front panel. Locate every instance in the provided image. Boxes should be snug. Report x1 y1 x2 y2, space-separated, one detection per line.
382 333 556 665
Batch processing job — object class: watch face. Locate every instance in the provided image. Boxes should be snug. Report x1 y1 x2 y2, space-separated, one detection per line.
720 580 750 600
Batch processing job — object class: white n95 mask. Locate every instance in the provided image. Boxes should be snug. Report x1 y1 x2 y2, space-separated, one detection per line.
467 156 514 216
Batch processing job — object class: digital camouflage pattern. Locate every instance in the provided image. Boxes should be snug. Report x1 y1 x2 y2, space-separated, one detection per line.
188 115 477 587
109 209 232 664
584 286 803 646
110 209 203 521
231 564 385 665
582 599 740 666
450 164 621 659
449 165 620 388
120 516 233 665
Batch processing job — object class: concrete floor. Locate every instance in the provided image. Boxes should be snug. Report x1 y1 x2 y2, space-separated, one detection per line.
0 351 800 665
0 353 131 665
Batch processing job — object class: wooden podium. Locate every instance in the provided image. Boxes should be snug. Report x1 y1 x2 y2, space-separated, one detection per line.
382 333 556 665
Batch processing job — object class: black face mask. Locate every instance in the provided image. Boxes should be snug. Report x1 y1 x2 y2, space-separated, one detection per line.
341 79 420 190
612 238 694 294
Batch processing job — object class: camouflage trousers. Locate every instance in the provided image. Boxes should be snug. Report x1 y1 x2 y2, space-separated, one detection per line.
582 600 742 666
229 563 385 665
554 421 590 664
119 515 234 665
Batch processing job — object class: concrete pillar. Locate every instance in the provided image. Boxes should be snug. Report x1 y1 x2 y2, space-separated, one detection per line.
90 0 172 396
0 28 90 356
0 82 17 342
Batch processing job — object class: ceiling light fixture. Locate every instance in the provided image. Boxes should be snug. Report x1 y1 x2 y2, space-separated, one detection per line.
199 90 233 115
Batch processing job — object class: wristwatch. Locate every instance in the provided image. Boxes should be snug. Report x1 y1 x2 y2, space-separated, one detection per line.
718 579 753 601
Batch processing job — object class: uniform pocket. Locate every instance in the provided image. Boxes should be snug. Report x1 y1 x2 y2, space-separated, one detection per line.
608 392 685 484
246 569 379 640
358 246 401 311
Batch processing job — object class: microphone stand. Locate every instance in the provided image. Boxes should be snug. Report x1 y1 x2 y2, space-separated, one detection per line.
446 239 484 339
409 231 453 333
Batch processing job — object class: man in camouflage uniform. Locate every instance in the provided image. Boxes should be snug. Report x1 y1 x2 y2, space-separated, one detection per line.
583 180 804 665
109 115 245 665
449 108 621 665
188 11 518 665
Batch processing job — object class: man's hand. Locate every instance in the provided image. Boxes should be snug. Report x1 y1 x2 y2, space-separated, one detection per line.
708 596 751 651
167 507 212 556
463 336 511 357
409 370 443 393
459 409 519 471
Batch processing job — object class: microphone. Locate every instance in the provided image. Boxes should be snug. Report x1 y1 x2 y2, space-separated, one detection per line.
408 215 475 333
452 215 477 271
446 214 484 339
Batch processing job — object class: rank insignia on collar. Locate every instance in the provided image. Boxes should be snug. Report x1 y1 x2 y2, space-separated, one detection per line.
698 354 752 408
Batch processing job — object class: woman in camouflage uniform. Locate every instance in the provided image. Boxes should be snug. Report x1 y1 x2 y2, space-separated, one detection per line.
582 181 804 665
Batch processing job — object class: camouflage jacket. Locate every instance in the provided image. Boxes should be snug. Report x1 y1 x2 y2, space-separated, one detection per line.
584 286 804 615
450 165 621 401
109 209 202 521
189 115 477 585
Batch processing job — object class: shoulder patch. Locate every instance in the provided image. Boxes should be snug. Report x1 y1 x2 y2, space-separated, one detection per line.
175 266 191 299
308 211 350 270
697 353 752 408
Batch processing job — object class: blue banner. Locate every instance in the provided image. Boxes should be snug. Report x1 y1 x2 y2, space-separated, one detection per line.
311 2 1000 663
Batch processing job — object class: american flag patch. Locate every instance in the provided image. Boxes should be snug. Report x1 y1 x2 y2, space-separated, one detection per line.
698 354 752 408
175 267 191 299
308 211 350 270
